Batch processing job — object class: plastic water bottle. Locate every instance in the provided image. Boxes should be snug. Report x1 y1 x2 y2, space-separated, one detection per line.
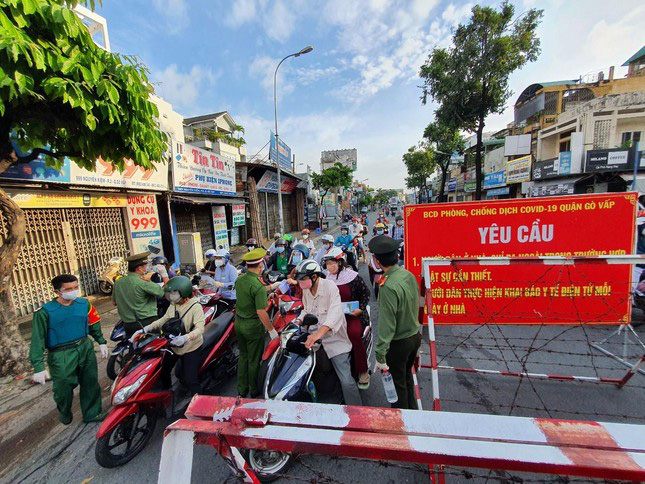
381 370 398 403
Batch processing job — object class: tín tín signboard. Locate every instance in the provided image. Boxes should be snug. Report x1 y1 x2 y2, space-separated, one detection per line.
404 193 637 325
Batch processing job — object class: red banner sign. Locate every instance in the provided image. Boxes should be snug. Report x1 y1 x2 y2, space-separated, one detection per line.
404 193 637 325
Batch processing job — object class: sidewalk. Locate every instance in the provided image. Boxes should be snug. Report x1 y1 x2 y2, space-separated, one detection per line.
0 221 343 481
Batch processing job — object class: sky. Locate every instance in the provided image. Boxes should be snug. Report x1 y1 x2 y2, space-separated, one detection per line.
96 0 645 189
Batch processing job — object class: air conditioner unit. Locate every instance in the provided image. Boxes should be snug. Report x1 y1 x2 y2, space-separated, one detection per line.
177 232 203 275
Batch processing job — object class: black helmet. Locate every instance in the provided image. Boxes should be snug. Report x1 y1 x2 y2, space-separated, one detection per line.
341 225 349 231
293 259 324 280
246 238 258 246
152 256 168 265
164 276 193 298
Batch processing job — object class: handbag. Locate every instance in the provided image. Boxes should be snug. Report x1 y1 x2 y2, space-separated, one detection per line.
161 302 199 337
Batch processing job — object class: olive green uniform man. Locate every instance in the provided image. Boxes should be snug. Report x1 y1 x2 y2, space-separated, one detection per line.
234 248 278 397
113 252 164 336
30 274 109 424
368 235 421 409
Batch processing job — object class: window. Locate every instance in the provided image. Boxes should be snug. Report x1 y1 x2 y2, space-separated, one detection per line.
559 139 571 152
621 131 642 147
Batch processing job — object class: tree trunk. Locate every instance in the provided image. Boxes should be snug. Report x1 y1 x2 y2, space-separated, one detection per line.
474 115 485 201
439 165 448 202
0 184 30 376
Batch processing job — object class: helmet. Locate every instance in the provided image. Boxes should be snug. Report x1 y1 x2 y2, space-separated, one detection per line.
273 232 281 240
205 249 217 258
246 238 258 246
352 217 358 222
301 228 310 234
283 234 294 242
376 222 385 228
321 246 345 264
275 237 286 246
216 248 230 263
294 259 324 280
396 215 403 222
152 256 168 265
322 234 334 243
164 276 193 298
291 243 311 259
341 225 349 231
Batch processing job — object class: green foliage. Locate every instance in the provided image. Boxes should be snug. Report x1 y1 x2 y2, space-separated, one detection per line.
403 144 436 191
419 1 542 198
358 192 373 208
372 191 389 206
423 120 466 199
311 162 353 200
0 0 166 171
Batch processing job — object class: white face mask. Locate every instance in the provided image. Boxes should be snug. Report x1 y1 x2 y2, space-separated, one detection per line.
166 291 182 303
60 289 80 301
302 234 309 239
215 259 224 267
322 243 330 250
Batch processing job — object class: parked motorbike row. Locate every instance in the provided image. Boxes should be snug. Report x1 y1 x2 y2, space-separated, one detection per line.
95 268 372 482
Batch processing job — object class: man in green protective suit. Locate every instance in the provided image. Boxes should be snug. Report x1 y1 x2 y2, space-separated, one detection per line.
30 274 109 424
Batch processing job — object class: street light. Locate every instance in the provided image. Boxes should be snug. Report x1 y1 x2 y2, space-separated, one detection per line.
273 45 314 234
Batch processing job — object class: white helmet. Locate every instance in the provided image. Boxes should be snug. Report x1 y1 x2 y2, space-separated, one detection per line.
294 259 324 280
205 249 217 258
322 234 334 243
321 246 345 264
216 248 231 263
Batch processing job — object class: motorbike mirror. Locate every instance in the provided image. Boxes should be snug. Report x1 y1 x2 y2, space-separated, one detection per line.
301 314 318 326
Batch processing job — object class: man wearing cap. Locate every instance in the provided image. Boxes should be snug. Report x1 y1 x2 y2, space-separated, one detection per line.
112 252 165 337
368 235 421 409
234 248 279 397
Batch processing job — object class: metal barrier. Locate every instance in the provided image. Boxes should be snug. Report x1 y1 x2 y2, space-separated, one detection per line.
157 396 645 483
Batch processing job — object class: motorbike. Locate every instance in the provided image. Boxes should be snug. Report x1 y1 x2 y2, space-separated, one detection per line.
98 256 126 295
95 309 238 468
248 311 373 481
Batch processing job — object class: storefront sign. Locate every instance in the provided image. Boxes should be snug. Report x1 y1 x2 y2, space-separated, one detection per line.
530 181 576 197
256 171 299 194
7 190 127 208
404 193 636 325
486 187 510 196
506 155 532 184
533 158 559 180
447 178 457 192
230 226 240 246
211 206 229 250
559 151 572 175
269 131 292 172
172 141 236 196
585 148 631 173
0 155 168 191
483 170 506 189
464 182 476 193
126 194 163 255
232 204 245 227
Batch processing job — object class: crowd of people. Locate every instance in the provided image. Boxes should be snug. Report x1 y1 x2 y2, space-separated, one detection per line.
28 206 422 430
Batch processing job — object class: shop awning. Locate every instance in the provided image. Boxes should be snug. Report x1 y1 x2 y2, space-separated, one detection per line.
171 195 247 205
619 174 645 193
529 175 591 197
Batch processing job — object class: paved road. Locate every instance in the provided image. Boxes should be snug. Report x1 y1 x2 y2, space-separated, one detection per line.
5 210 645 483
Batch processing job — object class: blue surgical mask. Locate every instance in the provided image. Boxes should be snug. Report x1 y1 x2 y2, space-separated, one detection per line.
377 230 384 235
276 247 285 253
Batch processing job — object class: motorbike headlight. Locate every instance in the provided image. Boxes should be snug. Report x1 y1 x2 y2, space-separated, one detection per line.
112 374 147 405
199 295 210 305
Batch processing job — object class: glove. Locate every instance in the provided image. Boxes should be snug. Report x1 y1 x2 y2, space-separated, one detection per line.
268 329 279 340
375 361 389 372
99 344 109 359
170 334 189 347
32 370 48 385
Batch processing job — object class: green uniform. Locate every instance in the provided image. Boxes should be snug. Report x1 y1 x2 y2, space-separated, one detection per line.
112 272 164 331
376 265 421 409
29 298 106 424
234 270 269 397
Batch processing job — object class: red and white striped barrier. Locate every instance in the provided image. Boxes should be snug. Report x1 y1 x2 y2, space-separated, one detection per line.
420 255 645 412
158 396 645 483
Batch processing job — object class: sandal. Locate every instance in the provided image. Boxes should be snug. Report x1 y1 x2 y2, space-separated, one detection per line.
357 373 370 390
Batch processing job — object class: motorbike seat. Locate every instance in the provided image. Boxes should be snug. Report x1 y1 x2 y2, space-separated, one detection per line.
201 311 234 351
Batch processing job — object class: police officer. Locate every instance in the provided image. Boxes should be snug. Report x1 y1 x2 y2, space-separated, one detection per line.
112 252 165 336
234 248 279 397
368 235 421 409
30 274 108 424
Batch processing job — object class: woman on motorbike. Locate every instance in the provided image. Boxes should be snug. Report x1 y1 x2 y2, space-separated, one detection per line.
322 247 371 390
298 228 316 256
132 276 204 395
212 249 238 306
293 259 362 406
267 238 290 276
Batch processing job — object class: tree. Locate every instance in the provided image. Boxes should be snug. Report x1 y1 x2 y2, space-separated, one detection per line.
403 144 436 202
0 0 166 376
358 192 373 209
372 190 389 207
423 119 466 201
419 1 542 199
310 162 353 202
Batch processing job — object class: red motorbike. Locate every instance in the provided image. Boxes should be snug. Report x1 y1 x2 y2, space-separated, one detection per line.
95 309 238 468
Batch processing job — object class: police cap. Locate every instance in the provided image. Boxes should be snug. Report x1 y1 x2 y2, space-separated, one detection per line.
126 251 151 263
368 235 399 255
242 247 267 265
